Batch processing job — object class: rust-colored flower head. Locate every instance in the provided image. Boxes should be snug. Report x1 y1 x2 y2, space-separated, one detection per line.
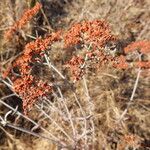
124 41 150 69
113 55 128 69
124 40 150 54
3 31 61 114
4 2 42 40
64 20 116 48
64 20 117 81
13 76 52 114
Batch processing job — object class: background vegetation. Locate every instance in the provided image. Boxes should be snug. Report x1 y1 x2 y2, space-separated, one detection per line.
0 0 149 150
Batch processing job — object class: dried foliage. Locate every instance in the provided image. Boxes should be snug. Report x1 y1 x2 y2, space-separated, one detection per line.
2 15 150 113
0 1 149 149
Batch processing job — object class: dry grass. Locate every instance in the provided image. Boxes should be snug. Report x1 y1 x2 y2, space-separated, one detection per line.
0 0 150 150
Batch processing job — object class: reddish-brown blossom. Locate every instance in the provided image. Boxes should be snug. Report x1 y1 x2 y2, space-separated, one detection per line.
124 41 150 69
118 134 142 150
13 76 52 114
94 50 116 67
64 20 116 48
18 2 42 29
4 2 42 40
13 31 62 74
124 41 150 54
65 56 85 81
113 55 128 69
14 32 61 113
3 31 61 113
64 20 117 80
135 61 150 69
65 49 119 81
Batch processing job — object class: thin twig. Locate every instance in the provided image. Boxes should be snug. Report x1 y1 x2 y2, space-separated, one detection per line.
119 67 142 121
83 76 95 147
57 87 76 139
0 98 62 144
35 104 74 143
44 54 65 79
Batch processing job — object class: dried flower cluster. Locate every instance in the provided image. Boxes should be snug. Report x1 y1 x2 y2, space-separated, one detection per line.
124 40 150 54
13 76 52 114
118 134 142 150
14 31 61 75
66 49 123 81
113 55 129 69
64 20 116 48
65 39 150 80
3 13 150 112
124 40 150 69
4 31 61 114
135 61 150 69
65 55 85 81
4 2 42 40
64 20 118 80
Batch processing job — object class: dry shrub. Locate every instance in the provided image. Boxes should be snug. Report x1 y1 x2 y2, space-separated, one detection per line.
0 1 149 150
